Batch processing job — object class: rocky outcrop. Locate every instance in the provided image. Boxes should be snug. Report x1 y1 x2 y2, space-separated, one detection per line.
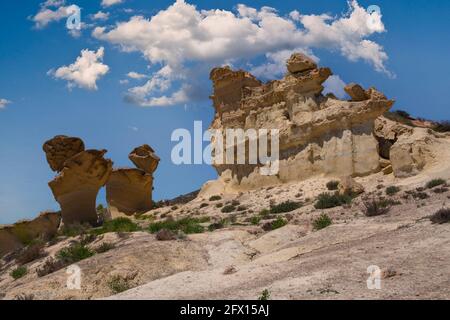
43 136 85 172
47 148 113 226
129 144 160 175
338 176 365 196
201 53 394 195
106 169 153 216
0 211 60 257
344 83 369 102
106 145 159 217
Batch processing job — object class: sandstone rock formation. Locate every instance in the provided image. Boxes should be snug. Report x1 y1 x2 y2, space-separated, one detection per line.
46 146 113 226
201 53 394 195
0 211 60 257
344 83 369 102
106 168 153 216
338 176 365 196
106 145 159 217
43 135 85 172
129 144 160 175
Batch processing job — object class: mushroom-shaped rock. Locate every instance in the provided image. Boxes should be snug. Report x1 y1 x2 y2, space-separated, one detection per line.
344 83 369 102
286 53 317 74
43 135 85 172
49 150 113 226
129 144 160 174
106 168 153 217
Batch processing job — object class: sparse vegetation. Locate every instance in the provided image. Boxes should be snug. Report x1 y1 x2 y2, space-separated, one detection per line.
148 217 205 234
215 203 223 208
426 178 446 189
313 214 333 230
200 203 208 208
209 195 222 201
16 242 45 265
237 205 247 211
60 223 91 237
250 216 261 225
430 208 450 224
433 121 450 133
363 198 391 217
326 180 340 191
108 275 132 294
259 209 270 218
386 186 401 196
10 266 27 280
221 205 236 213
270 201 302 214
258 289 271 300
271 217 288 230
95 242 116 253
56 243 95 264
208 219 228 231
92 218 140 235
314 193 352 209
36 257 66 277
383 110 414 126
433 187 449 194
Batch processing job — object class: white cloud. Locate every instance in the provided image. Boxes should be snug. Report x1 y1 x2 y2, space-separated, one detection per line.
32 1 78 29
127 71 147 79
49 47 110 90
92 11 110 21
128 126 139 132
101 0 124 8
323 75 348 99
93 0 391 106
0 99 12 109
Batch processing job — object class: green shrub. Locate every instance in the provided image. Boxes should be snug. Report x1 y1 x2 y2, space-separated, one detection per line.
56 243 94 264
326 180 340 191
259 209 270 217
148 217 204 234
108 275 132 294
92 218 140 235
386 186 401 196
208 219 228 231
258 289 271 300
270 201 302 214
209 195 222 201
215 203 223 208
426 179 446 189
17 243 45 265
250 216 261 225
221 205 236 213
430 208 450 224
314 193 352 209
313 214 332 230
60 223 91 237
271 217 288 230
433 121 450 133
10 266 27 280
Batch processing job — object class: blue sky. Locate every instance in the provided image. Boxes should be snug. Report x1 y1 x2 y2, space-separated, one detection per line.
0 0 449 224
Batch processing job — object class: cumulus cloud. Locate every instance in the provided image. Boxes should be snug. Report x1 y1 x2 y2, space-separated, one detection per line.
93 0 391 106
101 0 124 8
49 47 110 90
127 71 147 79
32 0 78 29
323 75 348 99
92 11 110 21
0 99 12 109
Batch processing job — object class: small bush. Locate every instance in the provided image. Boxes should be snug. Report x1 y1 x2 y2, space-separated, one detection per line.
92 218 140 235
414 192 429 200
148 217 204 234
433 121 450 133
200 203 208 208
326 180 340 191
271 217 288 230
237 205 247 211
60 223 91 237
313 214 332 230
259 209 270 217
258 289 271 300
231 200 240 206
36 257 67 277
430 208 450 224
314 193 352 209
221 205 236 213
363 199 391 217
426 179 446 189
209 195 222 201
108 275 132 294
433 187 449 194
95 242 115 253
208 220 227 231
17 243 45 265
56 243 94 264
10 266 27 280
386 186 401 196
250 216 261 225
215 203 223 208
270 201 302 214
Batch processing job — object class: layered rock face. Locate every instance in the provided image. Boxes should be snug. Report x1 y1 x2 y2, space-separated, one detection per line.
0 211 60 257
202 53 394 194
106 145 159 217
44 136 113 226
